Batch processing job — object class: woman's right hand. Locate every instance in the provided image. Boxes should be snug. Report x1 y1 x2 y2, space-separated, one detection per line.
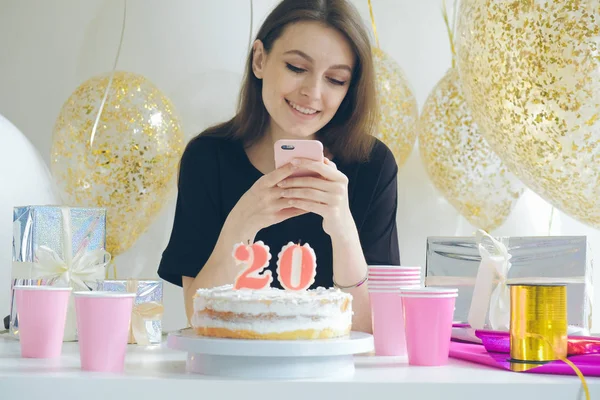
225 161 306 240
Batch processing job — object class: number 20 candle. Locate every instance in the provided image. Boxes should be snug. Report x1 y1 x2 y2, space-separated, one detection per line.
276 242 317 291
232 241 273 290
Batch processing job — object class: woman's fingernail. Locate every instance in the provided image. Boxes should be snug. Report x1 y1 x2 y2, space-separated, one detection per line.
278 180 286 187
291 159 300 166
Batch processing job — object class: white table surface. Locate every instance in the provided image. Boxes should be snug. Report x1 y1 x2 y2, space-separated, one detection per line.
0 334 597 400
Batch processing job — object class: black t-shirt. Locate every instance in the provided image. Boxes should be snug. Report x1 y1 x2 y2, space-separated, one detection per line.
157 134 401 288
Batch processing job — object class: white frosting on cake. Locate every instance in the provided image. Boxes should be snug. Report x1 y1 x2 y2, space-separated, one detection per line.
194 284 349 317
192 284 352 336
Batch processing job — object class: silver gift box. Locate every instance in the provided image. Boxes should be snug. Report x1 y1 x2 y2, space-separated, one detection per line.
425 236 593 332
102 279 163 345
10 206 107 340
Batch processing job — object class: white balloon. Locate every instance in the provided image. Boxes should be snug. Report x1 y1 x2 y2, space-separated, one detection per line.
0 114 60 322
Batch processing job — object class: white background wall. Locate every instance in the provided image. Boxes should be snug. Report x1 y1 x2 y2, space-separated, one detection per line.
1 0 598 332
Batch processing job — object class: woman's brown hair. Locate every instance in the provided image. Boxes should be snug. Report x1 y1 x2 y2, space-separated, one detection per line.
197 0 377 163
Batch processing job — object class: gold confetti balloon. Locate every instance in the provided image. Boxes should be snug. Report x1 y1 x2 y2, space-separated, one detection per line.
372 47 419 167
51 71 184 256
456 0 600 228
419 68 524 231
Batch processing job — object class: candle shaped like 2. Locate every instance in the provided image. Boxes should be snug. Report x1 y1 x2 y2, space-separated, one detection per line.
232 241 273 290
276 242 317 291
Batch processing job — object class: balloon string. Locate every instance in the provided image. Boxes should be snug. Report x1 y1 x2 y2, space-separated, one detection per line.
247 0 254 54
367 0 380 49
442 0 456 68
104 258 118 280
451 0 458 37
90 0 128 148
454 213 464 236
548 206 555 235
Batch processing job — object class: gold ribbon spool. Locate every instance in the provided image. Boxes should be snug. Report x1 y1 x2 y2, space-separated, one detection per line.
509 284 589 400
509 284 568 363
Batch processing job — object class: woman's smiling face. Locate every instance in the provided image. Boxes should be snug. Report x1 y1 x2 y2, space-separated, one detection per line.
252 21 355 139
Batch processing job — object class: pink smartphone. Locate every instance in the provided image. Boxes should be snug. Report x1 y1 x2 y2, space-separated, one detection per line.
274 139 324 178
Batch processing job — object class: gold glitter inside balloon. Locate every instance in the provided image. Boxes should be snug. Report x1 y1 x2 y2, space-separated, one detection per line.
51 71 184 256
372 47 419 167
456 0 600 228
419 68 524 231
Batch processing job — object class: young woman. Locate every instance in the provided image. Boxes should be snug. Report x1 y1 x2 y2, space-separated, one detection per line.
158 0 400 333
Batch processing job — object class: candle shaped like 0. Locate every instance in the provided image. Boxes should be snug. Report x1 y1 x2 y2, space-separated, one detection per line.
276 242 317 291
232 241 273 290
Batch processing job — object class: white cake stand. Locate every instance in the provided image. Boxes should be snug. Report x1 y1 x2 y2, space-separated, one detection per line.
166 329 374 379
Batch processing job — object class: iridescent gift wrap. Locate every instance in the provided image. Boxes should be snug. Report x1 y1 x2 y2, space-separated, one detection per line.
425 236 592 333
102 279 163 345
10 206 107 340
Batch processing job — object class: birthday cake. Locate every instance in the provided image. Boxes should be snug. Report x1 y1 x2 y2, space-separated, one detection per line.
191 284 352 340
191 241 353 340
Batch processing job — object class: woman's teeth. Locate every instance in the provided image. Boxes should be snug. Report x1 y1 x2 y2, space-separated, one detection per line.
288 100 318 115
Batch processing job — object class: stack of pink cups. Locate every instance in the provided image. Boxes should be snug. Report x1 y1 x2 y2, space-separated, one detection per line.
399 287 458 366
367 265 422 356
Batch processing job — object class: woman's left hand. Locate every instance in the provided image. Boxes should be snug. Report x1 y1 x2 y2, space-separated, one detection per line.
277 158 354 238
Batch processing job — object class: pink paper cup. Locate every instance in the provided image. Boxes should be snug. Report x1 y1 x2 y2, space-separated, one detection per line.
369 277 422 282
369 272 421 277
400 287 458 295
369 272 421 276
369 281 421 289
368 277 421 282
369 291 407 356
369 285 421 293
370 282 421 286
401 292 457 366
369 278 422 282
369 265 421 272
369 268 420 272
74 291 136 373
14 285 72 358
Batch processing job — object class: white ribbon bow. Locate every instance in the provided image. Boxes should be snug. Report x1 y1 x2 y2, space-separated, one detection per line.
467 229 512 331
30 244 110 289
